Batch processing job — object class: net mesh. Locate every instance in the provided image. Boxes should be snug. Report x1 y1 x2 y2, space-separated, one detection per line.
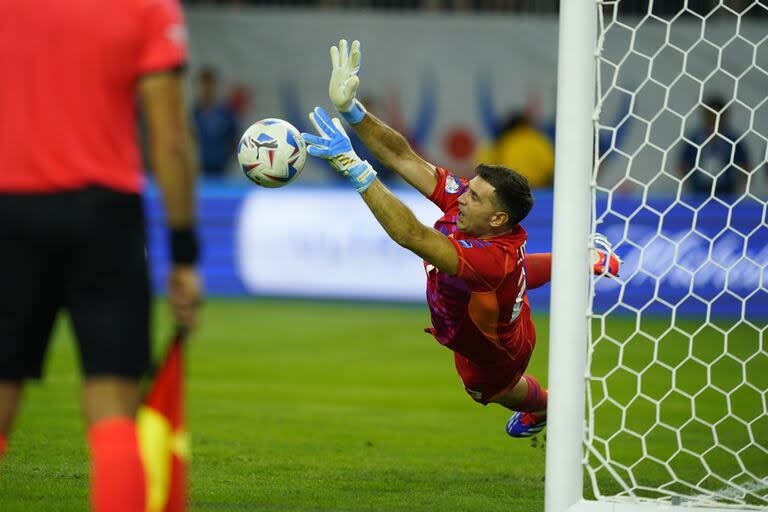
586 1 768 508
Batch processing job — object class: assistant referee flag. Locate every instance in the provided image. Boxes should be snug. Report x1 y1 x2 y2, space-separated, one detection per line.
138 331 189 512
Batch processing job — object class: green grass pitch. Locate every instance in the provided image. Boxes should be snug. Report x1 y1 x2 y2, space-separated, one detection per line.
0 299 764 510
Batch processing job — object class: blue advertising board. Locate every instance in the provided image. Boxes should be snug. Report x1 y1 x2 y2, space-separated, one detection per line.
143 183 767 317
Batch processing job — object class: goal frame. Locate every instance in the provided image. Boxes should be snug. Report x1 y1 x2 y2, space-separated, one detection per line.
544 0 595 510
544 3 763 512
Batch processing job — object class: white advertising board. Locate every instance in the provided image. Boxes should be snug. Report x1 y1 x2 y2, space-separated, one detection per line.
236 187 443 300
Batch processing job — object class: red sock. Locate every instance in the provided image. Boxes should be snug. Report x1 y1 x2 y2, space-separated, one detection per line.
517 375 548 415
88 417 145 512
0 433 6 460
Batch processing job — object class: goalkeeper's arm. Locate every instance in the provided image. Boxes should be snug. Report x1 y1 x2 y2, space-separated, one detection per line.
303 106 457 274
349 112 438 197
327 38 438 197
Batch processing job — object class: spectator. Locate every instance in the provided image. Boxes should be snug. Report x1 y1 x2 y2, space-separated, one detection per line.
474 112 555 188
193 67 240 178
678 96 751 198
525 86 632 159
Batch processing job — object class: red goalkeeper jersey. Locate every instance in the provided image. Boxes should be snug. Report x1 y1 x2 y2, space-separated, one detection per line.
424 167 536 367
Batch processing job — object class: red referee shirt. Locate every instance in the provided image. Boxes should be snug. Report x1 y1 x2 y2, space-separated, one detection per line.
0 0 188 193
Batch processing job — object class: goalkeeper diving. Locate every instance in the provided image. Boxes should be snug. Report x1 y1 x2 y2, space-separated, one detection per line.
301 39 620 437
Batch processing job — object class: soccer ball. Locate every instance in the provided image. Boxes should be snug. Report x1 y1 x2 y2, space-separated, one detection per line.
237 118 307 188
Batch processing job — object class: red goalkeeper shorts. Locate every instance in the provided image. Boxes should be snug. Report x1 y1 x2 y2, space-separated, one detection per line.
444 316 537 406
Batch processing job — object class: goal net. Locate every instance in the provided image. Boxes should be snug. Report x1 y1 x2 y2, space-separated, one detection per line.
585 1 768 509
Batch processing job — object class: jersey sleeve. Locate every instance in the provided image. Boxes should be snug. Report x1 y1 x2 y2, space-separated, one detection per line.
137 0 188 75
525 252 552 289
427 167 469 214
448 237 508 291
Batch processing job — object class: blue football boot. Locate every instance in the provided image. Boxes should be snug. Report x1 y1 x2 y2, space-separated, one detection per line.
506 411 547 438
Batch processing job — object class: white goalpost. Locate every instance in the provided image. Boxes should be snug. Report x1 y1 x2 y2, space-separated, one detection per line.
546 1 767 511
546 0 596 510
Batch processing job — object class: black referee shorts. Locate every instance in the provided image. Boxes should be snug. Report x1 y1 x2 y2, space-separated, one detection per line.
0 186 150 380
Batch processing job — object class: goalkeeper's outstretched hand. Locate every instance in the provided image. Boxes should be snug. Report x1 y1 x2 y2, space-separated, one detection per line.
329 39 366 125
302 106 376 194
591 233 621 278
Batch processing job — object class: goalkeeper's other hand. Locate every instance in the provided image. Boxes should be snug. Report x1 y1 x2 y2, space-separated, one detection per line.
302 106 376 194
591 233 621 278
329 39 366 124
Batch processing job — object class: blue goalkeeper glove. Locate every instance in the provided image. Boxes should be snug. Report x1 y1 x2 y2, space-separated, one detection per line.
302 106 377 194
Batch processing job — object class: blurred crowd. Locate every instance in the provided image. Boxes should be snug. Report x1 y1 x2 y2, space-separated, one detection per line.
182 0 765 199
181 0 766 15
192 68 241 179
188 64 757 201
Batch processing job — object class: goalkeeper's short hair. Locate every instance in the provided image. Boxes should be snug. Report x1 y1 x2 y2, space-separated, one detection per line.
476 164 534 227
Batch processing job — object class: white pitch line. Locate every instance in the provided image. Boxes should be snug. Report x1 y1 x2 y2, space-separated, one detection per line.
715 478 768 500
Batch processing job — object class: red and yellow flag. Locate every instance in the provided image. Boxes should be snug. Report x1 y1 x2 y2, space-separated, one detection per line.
138 333 189 512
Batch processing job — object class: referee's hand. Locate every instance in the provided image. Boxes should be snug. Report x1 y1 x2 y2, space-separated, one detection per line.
168 265 203 331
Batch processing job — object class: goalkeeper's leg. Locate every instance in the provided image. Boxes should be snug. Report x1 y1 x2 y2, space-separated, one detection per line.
492 375 548 438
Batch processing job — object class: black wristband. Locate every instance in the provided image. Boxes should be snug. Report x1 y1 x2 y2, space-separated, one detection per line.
170 227 200 265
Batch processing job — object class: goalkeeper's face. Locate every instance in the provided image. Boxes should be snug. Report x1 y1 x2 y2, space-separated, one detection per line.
456 177 507 236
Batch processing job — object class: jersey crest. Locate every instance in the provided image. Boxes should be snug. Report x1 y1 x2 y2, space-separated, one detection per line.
445 174 461 193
